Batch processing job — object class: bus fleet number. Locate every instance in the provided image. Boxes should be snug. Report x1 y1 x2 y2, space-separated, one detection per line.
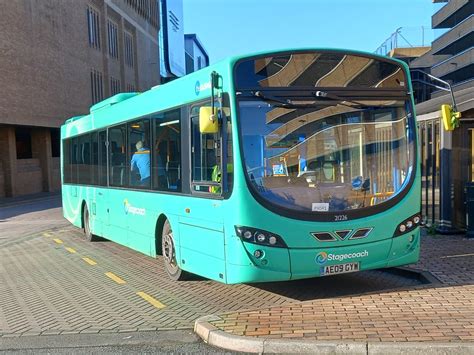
334 215 348 221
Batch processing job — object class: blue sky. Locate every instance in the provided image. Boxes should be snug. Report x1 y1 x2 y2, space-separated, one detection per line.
183 0 445 63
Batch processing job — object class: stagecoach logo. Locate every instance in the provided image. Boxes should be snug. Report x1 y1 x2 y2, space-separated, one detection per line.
315 250 369 265
123 199 146 216
195 80 211 96
315 252 328 264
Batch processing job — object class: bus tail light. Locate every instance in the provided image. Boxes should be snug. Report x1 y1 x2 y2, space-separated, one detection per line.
393 213 421 237
235 226 287 248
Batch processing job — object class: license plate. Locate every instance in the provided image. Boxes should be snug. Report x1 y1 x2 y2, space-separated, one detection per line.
320 262 359 276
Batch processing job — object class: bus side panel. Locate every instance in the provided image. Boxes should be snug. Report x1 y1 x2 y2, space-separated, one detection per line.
92 187 108 237
125 193 157 256
178 216 225 282
62 185 82 228
105 189 129 246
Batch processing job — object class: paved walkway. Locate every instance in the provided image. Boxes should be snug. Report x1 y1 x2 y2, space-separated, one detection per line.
195 233 474 352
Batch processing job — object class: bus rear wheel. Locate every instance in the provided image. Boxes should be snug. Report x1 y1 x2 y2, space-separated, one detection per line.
162 220 188 281
83 205 98 242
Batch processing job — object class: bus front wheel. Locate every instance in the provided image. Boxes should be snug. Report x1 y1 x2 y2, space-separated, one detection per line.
162 220 188 281
83 205 98 242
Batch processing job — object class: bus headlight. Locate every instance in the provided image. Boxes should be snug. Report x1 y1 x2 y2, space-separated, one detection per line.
235 226 287 248
393 213 421 237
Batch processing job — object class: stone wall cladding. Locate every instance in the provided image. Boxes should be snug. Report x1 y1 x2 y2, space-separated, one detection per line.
0 0 160 196
0 0 159 129
16 159 43 196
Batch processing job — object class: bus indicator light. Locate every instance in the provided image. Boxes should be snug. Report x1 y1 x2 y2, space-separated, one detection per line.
254 250 263 259
394 213 421 237
235 226 287 248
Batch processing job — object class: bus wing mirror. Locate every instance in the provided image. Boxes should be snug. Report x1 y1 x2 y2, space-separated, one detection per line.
199 107 218 134
441 104 461 131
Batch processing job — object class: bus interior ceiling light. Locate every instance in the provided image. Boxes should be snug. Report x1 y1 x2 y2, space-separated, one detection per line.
160 120 179 127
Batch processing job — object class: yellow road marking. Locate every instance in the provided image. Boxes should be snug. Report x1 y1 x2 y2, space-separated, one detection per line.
82 257 97 266
105 272 126 284
136 292 166 309
441 253 474 259
65 247 76 254
53 239 63 244
43 232 51 237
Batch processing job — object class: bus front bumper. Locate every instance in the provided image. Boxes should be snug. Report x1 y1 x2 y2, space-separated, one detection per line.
226 229 420 284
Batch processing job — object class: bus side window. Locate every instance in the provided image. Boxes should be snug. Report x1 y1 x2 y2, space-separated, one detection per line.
190 102 233 194
127 119 151 189
191 105 219 193
152 109 181 192
98 130 107 186
109 124 127 187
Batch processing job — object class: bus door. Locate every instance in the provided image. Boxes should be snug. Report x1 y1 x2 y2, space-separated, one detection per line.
177 103 231 282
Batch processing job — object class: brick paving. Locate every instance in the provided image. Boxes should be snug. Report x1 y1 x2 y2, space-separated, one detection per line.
209 234 474 343
0 196 430 338
0 225 424 338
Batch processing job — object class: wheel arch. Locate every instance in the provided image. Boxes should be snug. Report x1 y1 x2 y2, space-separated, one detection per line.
80 200 87 228
154 213 168 256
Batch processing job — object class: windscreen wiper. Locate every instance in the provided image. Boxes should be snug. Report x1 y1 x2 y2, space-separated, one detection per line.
314 90 366 107
254 91 363 109
252 90 399 110
314 91 404 109
253 91 332 109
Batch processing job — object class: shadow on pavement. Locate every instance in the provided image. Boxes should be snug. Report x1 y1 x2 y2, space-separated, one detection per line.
0 194 62 220
248 268 428 302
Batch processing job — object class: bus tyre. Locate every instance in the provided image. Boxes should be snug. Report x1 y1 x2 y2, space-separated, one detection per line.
83 205 98 242
162 220 188 281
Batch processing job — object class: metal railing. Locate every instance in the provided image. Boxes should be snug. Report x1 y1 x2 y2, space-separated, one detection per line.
375 27 432 56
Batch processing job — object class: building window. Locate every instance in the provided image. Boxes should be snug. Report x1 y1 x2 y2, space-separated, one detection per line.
107 19 118 59
126 83 136 92
87 6 101 49
124 31 134 68
15 127 32 159
90 69 104 104
110 76 121 96
125 0 158 29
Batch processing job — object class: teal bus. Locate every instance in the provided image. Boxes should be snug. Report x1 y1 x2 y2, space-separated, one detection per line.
61 49 421 284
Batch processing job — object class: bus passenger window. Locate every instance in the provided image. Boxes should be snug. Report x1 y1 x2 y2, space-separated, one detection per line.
108 124 127 187
128 119 151 188
77 134 91 185
98 130 107 186
152 109 181 192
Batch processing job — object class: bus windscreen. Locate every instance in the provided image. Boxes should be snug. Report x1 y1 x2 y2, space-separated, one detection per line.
235 51 407 90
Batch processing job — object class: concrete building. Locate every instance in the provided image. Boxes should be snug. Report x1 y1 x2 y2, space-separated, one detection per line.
411 0 474 232
0 0 160 197
381 0 474 232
